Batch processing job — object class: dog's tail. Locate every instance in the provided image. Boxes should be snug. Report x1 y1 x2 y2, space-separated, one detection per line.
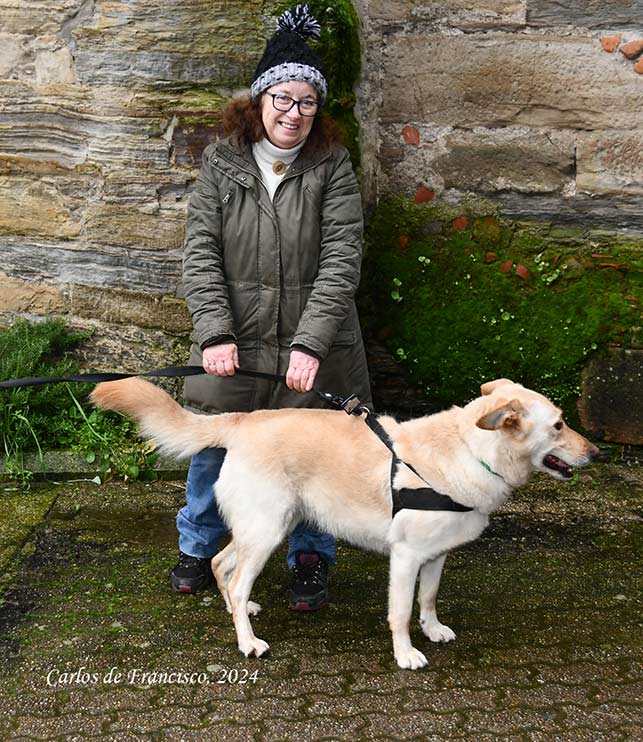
91 377 240 459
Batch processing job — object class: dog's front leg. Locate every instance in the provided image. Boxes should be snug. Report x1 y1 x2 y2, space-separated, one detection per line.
388 543 426 670
417 554 456 643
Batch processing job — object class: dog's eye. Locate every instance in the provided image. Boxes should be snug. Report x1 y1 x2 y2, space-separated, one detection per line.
554 420 563 431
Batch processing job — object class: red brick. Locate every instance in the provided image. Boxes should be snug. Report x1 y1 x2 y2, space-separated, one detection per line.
414 186 434 203
402 126 420 145
398 235 409 249
634 57 643 74
600 35 622 53
452 215 468 231
620 39 643 59
485 252 498 262
500 259 514 273
515 264 529 280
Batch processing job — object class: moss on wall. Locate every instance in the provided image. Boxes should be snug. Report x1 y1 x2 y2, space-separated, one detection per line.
360 197 643 424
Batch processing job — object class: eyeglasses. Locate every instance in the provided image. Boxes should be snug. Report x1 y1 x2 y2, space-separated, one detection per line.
266 93 319 117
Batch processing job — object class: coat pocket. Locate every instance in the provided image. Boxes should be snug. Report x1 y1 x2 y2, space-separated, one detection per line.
333 327 358 346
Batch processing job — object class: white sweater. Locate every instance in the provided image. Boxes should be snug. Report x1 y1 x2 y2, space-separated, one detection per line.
251 137 305 201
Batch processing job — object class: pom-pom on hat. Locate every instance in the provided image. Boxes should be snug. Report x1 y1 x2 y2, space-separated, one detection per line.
251 4 328 104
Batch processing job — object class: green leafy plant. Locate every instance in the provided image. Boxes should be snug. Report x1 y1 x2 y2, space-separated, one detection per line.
0 319 158 486
0 319 90 480
66 386 158 484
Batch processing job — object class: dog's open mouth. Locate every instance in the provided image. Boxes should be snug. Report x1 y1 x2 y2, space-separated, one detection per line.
543 454 573 479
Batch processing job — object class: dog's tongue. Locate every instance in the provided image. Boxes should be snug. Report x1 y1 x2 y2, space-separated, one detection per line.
543 454 573 478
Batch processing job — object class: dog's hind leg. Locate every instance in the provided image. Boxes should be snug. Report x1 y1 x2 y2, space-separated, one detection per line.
388 542 426 670
212 541 235 611
212 542 263 617
227 537 281 658
215 466 296 657
417 555 456 643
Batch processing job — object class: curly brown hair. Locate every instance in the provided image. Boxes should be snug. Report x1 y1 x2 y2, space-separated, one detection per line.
222 94 343 150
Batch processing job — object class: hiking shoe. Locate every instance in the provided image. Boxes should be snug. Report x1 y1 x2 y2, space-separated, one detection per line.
288 552 329 611
170 552 215 594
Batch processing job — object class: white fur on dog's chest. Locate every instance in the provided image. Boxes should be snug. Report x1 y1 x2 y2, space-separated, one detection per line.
388 507 489 561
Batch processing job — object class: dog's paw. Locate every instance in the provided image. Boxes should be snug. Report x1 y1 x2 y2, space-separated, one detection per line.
239 637 270 658
421 620 456 643
247 601 262 616
395 646 428 670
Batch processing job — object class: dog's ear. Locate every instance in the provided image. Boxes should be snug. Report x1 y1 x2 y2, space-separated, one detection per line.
476 399 524 430
480 378 514 396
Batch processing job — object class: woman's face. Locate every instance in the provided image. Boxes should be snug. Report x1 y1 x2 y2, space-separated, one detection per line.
260 81 318 149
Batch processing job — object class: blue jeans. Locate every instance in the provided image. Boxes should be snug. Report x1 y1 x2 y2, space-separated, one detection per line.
176 447 336 568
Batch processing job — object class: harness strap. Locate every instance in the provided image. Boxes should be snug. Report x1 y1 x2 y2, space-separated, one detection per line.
363 409 473 517
392 485 474 517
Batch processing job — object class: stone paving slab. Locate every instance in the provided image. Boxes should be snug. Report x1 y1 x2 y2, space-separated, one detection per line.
0 488 59 591
0 464 641 740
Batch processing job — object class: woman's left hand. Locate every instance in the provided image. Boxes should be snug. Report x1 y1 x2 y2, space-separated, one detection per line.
286 350 320 393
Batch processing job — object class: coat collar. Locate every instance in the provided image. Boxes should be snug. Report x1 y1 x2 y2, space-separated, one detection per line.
214 136 333 180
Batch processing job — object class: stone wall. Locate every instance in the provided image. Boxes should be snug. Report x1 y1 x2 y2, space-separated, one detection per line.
1 1 642 440
0 0 277 369
355 1 643 444
356 1 643 230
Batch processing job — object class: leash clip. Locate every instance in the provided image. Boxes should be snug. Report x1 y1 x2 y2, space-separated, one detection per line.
340 394 363 416
317 391 363 416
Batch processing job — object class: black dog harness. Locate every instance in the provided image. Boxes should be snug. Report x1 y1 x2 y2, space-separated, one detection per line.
362 410 474 518
323 393 475 518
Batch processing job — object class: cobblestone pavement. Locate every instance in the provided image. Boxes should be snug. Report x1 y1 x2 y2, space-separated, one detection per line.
0 463 641 741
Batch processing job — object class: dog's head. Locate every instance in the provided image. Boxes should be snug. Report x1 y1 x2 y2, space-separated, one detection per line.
473 378 600 481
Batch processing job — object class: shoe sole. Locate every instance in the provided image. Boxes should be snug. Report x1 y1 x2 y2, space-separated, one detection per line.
289 597 328 611
171 578 214 595
173 584 198 594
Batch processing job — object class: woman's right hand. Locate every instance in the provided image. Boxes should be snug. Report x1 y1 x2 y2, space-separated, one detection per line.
202 343 239 376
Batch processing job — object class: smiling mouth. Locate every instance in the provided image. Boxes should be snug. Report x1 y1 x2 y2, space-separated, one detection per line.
279 122 299 131
543 454 573 479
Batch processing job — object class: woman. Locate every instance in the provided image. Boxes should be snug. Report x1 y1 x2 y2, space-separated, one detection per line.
172 4 372 610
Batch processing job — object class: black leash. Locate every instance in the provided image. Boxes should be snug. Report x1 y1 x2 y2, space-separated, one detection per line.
0 364 472 516
0 364 368 418
0 365 208 389
0 365 340 407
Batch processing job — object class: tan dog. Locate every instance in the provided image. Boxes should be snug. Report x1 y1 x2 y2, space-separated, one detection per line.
91 377 598 669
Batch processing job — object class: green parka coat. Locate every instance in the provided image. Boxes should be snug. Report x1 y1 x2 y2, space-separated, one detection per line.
182 136 372 414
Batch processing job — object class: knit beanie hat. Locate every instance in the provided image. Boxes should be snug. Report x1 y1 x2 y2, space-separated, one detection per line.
250 4 328 104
